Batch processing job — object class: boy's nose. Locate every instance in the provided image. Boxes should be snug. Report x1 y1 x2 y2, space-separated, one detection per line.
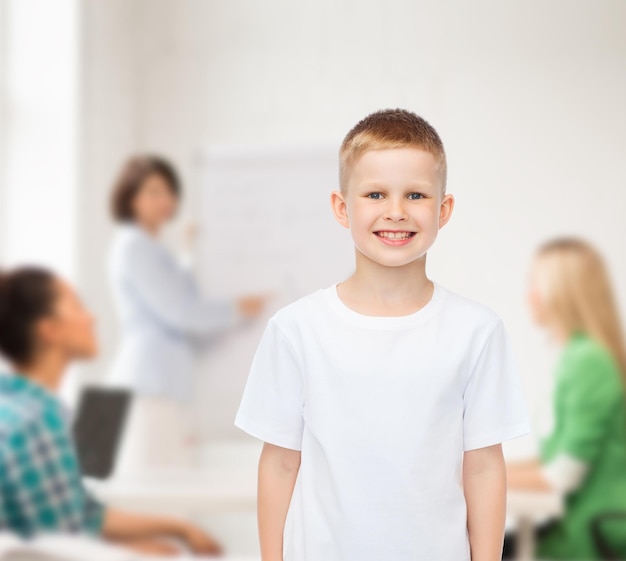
384 200 408 221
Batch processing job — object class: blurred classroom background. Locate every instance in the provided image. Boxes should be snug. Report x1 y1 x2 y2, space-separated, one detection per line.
0 1 625 559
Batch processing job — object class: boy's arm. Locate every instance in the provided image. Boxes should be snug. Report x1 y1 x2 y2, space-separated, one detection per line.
463 444 507 561
258 442 302 561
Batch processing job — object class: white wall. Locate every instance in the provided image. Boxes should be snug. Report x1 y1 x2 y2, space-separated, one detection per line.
73 0 139 391
0 0 80 373
0 0 78 278
80 1 626 454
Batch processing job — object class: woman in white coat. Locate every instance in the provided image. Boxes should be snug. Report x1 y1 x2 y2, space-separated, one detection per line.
108 155 265 473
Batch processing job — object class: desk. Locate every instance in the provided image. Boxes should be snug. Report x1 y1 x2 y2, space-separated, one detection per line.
89 479 562 561
0 533 259 561
86 468 256 514
507 490 563 560
87 441 563 561
86 439 260 514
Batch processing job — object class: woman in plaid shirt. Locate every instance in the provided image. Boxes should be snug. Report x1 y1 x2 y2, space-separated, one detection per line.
0 266 222 556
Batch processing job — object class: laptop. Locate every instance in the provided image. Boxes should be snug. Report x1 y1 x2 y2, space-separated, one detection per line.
72 387 132 479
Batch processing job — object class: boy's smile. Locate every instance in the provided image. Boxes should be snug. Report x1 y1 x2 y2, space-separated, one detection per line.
332 147 454 269
374 230 417 244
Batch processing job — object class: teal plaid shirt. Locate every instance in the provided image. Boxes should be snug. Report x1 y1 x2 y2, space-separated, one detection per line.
0 374 105 537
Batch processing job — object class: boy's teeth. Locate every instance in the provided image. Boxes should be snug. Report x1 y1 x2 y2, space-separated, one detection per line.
378 231 412 239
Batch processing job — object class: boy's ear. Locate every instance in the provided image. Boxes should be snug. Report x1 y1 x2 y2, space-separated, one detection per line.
438 193 455 229
330 190 350 229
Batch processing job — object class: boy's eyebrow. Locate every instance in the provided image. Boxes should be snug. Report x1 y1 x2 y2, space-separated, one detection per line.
357 180 435 190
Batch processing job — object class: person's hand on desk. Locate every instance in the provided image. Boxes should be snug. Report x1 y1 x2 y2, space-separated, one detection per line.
114 525 223 558
506 458 553 492
104 508 223 557
120 537 183 556
178 521 223 556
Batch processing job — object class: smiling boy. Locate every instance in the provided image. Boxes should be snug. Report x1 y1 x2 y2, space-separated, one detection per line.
235 109 530 561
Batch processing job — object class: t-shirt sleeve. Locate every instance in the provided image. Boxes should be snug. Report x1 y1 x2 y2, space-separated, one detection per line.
552 347 622 464
463 319 531 451
234 318 304 451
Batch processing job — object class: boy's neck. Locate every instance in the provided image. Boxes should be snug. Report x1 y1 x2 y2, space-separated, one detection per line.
338 250 434 316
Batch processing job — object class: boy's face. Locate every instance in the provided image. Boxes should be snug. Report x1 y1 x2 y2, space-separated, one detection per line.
331 148 454 269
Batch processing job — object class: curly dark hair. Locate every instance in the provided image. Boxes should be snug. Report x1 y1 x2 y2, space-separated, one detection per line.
0 267 56 365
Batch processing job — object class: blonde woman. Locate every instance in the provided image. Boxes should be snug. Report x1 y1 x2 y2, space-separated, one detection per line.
505 238 626 559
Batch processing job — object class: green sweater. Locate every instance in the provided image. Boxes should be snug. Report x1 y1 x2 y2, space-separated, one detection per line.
536 332 626 560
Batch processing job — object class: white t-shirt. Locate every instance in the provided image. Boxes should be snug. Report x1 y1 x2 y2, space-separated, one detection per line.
235 281 531 561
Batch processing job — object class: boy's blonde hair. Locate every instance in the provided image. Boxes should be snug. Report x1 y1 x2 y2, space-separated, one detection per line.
339 109 447 193
534 237 626 379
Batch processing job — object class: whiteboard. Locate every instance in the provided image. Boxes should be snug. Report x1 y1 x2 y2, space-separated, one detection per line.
194 144 354 438
197 144 353 297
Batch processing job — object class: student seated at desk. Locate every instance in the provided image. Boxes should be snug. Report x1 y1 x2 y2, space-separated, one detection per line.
0 266 222 557
505 238 626 560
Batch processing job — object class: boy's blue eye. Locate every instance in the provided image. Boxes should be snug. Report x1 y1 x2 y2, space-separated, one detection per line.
367 193 382 199
408 193 425 200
